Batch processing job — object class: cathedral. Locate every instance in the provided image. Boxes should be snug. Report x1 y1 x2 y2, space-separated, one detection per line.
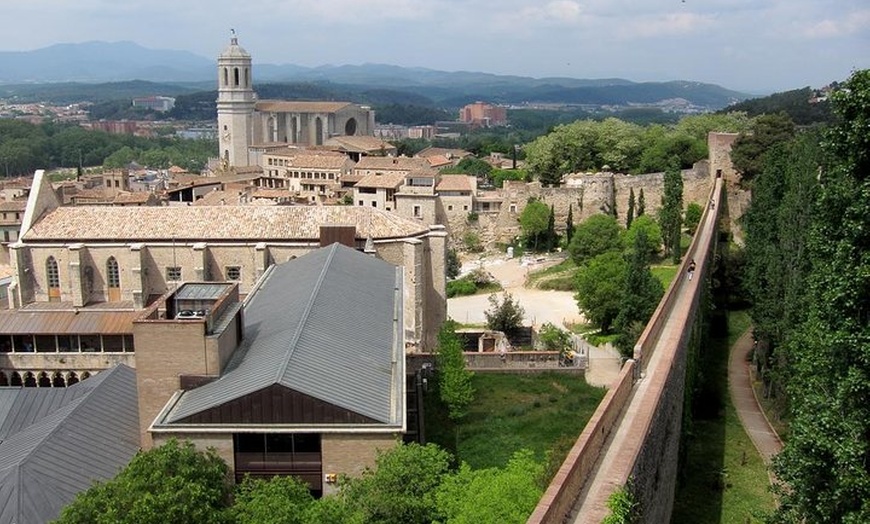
217 34 376 168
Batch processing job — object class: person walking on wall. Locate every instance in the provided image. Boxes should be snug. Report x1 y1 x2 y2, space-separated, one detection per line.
687 259 697 281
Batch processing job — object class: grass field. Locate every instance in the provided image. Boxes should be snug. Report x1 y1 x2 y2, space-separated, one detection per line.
651 264 679 290
427 372 605 477
671 310 776 524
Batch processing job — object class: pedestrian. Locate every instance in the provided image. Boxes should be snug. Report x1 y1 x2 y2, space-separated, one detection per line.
687 259 696 281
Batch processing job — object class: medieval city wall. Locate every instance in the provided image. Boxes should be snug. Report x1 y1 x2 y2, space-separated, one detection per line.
447 161 714 249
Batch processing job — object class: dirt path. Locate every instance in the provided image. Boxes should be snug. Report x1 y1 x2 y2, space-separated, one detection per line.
728 329 783 465
447 254 621 387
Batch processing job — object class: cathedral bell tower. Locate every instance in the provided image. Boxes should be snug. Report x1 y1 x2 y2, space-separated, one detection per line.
216 31 256 168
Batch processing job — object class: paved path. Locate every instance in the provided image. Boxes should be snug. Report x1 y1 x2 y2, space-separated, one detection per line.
728 329 783 465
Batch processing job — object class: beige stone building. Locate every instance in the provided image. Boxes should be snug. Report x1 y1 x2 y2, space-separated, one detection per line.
217 35 375 168
0 170 447 389
261 149 354 202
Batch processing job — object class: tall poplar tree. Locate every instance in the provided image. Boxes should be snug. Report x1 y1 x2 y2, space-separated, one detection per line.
659 159 683 263
637 188 646 217
565 204 575 245
626 187 636 228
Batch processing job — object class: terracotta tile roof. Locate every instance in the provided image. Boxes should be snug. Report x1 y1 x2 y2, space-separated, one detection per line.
415 147 471 159
426 156 453 168
355 156 431 172
192 189 242 206
168 165 188 174
355 172 407 189
255 100 352 113
266 152 350 170
251 188 293 199
113 192 155 204
436 175 474 192
23 205 428 241
0 201 26 212
71 188 111 201
324 136 395 153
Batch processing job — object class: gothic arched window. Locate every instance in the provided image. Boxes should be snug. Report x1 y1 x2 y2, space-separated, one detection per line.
107 257 121 301
46 256 60 301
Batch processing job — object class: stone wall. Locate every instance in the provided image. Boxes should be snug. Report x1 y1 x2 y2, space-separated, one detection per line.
447 162 713 249
321 433 398 496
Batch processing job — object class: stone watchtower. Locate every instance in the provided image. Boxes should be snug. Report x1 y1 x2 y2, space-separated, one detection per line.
217 31 256 168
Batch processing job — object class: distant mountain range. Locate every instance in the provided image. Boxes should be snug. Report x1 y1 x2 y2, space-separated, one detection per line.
0 41 750 110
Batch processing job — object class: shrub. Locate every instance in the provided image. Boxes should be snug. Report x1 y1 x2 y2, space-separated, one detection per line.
447 279 477 298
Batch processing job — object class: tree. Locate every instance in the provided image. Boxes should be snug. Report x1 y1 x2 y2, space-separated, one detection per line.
565 204 575 245
537 322 571 351
730 112 796 183
56 439 232 524
683 202 703 234
484 293 525 334
545 204 558 251
613 229 664 356
341 442 451 524
567 214 623 265
436 320 475 421
575 252 627 333
637 188 645 217
446 248 462 280
658 158 683 263
621 214 662 260
626 187 635 228
434 450 544 524
519 199 550 251
770 69 870 524
230 475 314 524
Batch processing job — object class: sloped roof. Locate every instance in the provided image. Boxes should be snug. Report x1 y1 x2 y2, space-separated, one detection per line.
355 172 407 189
436 174 474 192
23 205 428 241
0 365 139 524
161 243 404 426
355 156 432 172
324 136 395 153
256 100 352 113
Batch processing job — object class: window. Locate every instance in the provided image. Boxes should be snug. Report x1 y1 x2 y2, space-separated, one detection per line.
166 266 182 281
413 205 421 218
463 205 469 211
46 257 60 289
358 200 363 206
447 205 454 211
107 257 120 288
226 266 241 281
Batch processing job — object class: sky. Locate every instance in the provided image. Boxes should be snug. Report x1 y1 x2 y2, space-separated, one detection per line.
5 0 869 93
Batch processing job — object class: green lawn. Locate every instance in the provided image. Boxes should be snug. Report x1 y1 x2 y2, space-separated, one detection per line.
428 373 605 476
671 310 776 523
651 264 679 289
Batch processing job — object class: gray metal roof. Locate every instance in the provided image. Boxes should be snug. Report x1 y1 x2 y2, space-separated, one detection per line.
175 283 233 300
0 365 140 524
164 243 404 425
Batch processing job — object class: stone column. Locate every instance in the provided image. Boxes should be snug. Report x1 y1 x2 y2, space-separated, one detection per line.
130 243 146 309
192 242 207 281
67 243 85 307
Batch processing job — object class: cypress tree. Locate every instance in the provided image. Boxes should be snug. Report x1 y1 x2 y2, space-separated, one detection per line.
565 204 575 245
638 188 646 217
626 187 636 228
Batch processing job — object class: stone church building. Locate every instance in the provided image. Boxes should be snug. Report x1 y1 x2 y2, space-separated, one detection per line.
218 34 375 168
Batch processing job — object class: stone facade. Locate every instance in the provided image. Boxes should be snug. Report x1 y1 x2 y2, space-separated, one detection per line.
321 434 399 495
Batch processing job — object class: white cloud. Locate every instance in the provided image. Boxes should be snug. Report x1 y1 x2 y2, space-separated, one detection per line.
614 12 715 39
801 10 870 39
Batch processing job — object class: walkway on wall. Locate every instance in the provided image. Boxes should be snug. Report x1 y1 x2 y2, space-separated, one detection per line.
568 274 698 523
528 177 724 524
728 329 783 465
